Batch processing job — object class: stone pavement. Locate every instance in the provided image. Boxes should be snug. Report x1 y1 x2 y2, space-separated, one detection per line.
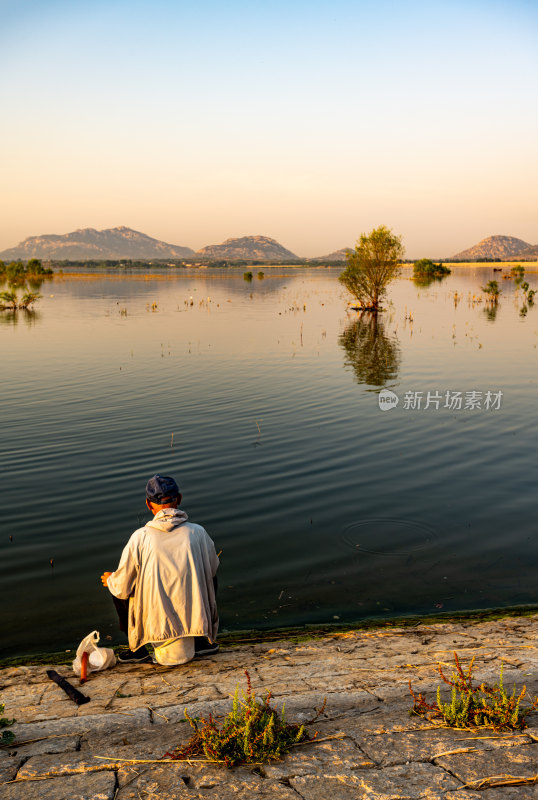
1 615 537 799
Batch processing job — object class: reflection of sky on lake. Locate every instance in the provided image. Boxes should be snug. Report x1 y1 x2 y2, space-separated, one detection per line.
1 267 537 657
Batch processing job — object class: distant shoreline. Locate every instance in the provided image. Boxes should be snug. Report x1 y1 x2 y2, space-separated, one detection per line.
44 260 538 278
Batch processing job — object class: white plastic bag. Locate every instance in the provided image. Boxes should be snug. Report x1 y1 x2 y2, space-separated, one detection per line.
72 630 116 676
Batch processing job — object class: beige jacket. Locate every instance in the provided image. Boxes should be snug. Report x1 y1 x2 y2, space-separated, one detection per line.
107 508 219 651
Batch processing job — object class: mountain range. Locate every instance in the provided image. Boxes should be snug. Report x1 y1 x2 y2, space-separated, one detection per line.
312 247 352 262
0 228 299 262
1 227 537 263
450 235 534 261
197 235 297 261
0 226 195 261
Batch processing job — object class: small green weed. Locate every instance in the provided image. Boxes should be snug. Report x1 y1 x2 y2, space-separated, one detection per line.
511 265 525 284
0 702 15 746
164 670 324 767
409 651 538 731
481 280 500 302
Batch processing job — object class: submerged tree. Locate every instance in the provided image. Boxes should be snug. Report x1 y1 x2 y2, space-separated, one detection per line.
0 290 18 310
0 290 41 311
339 313 401 387
19 292 42 309
481 280 500 303
339 225 404 311
511 265 525 285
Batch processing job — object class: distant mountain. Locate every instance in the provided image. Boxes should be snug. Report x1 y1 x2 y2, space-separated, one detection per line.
515 245 538 260
196 235 297 261
312 247 352 262
0 226 194 260
451 235 531 261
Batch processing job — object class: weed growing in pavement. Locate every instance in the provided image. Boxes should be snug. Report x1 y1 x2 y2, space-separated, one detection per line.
0 702 15 745
164 670 325 767
409 651 538 731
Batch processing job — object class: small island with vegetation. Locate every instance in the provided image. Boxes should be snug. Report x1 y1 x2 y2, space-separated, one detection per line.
0 258 51 313
412 258 451 278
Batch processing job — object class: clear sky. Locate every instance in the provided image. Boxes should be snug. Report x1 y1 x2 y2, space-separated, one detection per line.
1 0 537 258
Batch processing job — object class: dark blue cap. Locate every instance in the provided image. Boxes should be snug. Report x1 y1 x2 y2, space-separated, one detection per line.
146 474 180 503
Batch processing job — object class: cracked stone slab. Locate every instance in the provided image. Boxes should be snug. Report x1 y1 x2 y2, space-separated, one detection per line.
117 759 257 791
5 733 81 758
152 697 233 725
289 773 384 799
255 679 326 696
146 684 222 710
0 752 25 783
339 700 430 735
525 725 538 742
2 615 538 800
115 764 299 799
9 707 151 741
434 744 538 785
355 762 463 797
358 728 532 766
368 683 437 703
269 690 377 722
11 702 79 723
291 762 462 799
261 736 375 779
2 771 117 800
82 722 188 760
193 778 300 799
17 751 118 779
445 789 538 800
115 764 193 799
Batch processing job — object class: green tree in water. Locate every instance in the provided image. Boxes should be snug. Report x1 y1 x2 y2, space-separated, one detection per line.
482 280 500 302
339 225 404 311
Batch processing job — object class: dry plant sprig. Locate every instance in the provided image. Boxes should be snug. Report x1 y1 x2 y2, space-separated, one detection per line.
163 670 325 768
462 774 538 790
409 651 538 731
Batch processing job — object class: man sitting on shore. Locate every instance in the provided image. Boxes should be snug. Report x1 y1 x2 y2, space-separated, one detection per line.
101 474 219 665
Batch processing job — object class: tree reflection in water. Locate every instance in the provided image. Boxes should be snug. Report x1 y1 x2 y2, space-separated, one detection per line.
483 303 499 322
412 274 449 289
0 309 39 327
339 312 400 388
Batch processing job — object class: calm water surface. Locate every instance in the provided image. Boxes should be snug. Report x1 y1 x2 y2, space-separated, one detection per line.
2 267 537 657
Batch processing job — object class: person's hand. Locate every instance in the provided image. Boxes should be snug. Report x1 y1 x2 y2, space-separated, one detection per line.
101 571 112 587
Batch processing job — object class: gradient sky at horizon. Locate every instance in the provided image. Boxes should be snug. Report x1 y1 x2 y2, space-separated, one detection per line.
1 0 537 258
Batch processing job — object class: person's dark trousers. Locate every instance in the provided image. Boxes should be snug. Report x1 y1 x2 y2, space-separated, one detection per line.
112 596 148 657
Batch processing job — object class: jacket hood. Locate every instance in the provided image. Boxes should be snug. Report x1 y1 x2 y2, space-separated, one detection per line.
146 508 189 532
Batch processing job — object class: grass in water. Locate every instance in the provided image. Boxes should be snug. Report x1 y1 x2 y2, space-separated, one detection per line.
409 651 538 731
164 670 324 767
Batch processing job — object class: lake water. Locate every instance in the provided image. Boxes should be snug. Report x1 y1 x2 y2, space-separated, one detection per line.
2 266 537 658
